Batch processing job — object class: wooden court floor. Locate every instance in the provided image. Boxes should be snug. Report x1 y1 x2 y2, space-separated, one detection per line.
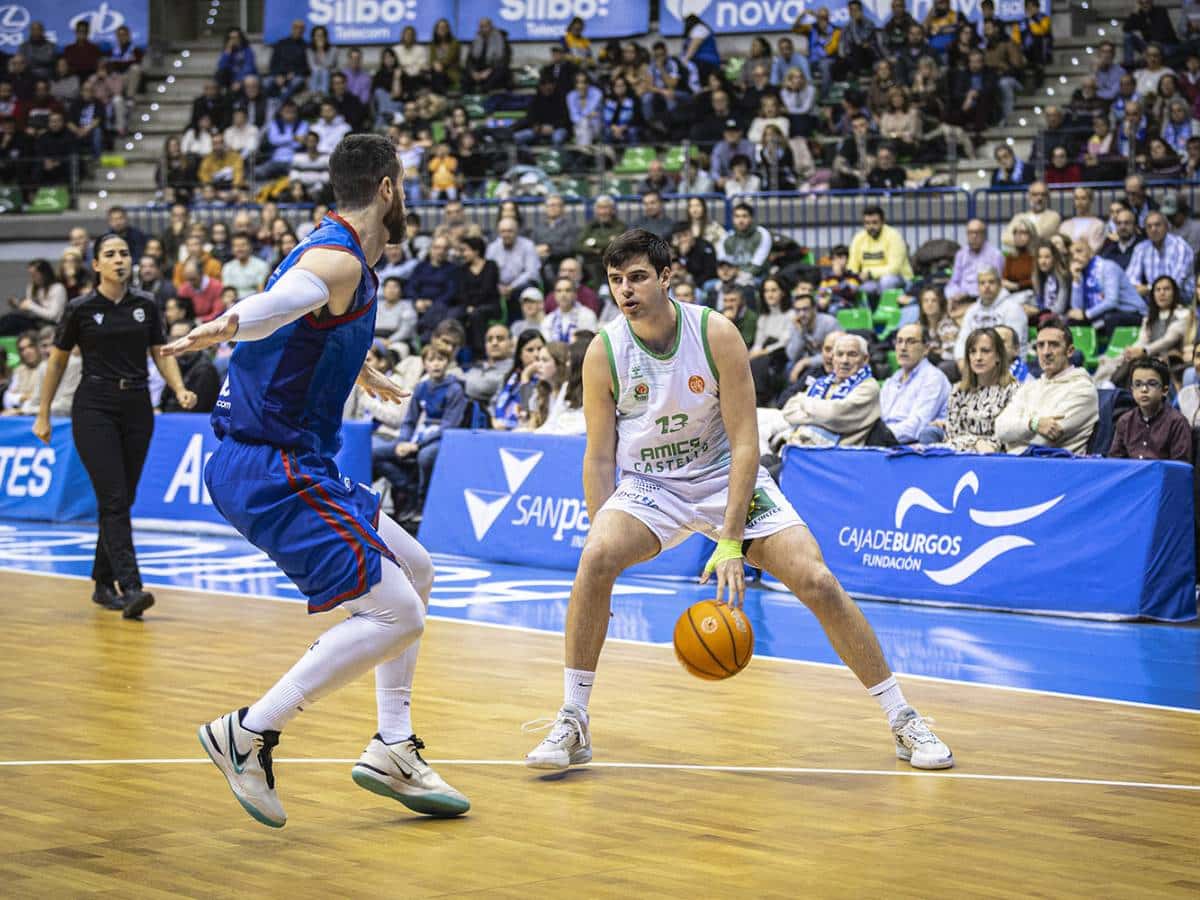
1 570 1198 899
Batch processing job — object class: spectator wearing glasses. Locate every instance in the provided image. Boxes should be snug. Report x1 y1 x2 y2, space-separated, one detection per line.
880 324 951 444
1109 356 1192 460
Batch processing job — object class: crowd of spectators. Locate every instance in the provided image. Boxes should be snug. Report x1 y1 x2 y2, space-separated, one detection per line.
156 1 1070 208
0 21 143 196
997 2 1200 189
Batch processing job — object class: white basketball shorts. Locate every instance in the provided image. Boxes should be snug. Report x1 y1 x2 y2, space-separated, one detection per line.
598 466 805 552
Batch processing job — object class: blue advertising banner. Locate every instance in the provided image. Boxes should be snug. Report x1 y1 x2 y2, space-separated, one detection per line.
0 415 372 527
0 1 149 49
456 1 649 43
780 448 1196 622
0 417 94 523
660 0 1048 36
419 430 711 578
264 0 455 45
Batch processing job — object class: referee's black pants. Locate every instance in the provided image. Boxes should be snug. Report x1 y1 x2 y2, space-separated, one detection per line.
71 381 154 593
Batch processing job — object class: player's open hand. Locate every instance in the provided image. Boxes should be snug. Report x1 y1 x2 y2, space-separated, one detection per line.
700 539 746 608
356 364 410 404
162 314 239 357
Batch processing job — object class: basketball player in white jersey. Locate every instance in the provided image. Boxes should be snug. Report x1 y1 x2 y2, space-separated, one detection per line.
525 230 953 771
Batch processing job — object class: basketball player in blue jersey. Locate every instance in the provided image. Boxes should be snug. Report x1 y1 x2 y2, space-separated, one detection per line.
163 135 469 828
525 230 953 772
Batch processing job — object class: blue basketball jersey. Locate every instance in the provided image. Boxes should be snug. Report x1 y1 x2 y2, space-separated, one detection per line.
212 213 378 458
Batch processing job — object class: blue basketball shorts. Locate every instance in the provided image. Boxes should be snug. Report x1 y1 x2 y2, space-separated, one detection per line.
205 438 396 613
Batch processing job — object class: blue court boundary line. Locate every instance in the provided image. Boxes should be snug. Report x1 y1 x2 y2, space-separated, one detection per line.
8 566 1198 718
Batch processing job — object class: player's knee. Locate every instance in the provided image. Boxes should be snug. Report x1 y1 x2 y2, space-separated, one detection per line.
803 566 844 613
578 538 623 583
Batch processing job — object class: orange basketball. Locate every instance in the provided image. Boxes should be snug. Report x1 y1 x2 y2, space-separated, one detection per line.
673 600 754 680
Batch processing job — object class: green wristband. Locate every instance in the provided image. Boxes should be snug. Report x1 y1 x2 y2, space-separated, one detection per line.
702 538 744 578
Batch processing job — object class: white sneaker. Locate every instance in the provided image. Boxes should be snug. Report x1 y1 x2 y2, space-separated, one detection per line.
352 735 470 817
197 708 287 828
523 703 592 771
892 707 954 770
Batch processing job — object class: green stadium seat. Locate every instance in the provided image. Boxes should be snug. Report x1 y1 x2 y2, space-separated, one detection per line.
26 186 68 214
0 335 16 370
886 350 898 374
837 307 873 331
613 146 655 175
662 144 697 173
1105 325 1141 358
876 306 903 337
1070 325 1099 370
534 149 563 175
430 120 446 144
1028 325 1037 345
873 289 902 323
554 177 589 198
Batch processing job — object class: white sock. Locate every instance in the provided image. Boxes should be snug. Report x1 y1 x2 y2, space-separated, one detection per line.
375 641 419 743
243 562 424 734
243 679 307 734
564 667 595 712
868 675 909 728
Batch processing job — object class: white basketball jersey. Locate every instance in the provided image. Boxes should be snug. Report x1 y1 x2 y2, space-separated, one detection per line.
600 300 731 485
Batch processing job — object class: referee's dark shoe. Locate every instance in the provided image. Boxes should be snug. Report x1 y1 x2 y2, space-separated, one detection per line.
121 589 156 620
92 583 125 611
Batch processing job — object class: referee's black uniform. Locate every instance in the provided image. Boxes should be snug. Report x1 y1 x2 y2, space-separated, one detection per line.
54 286 165 610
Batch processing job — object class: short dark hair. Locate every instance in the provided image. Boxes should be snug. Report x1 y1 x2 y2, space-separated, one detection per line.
1130 356 1170 387
328 134 400 211
862 205 885 220
1037 316 1072 344
460 235 485 257
603 228 672 275
383 275 403 289
432 318 466 345
733 201 755 217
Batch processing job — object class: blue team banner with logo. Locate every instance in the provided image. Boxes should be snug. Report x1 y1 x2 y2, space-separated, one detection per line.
0 414 371 527
0 1 148 50
457 0 649 43
264 0 456 44
420 430 711 577
0 417 94 522
781 447 1196 622
660 0 1048 36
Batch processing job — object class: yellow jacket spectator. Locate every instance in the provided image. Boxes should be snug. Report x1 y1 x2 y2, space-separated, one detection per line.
848 205 912 294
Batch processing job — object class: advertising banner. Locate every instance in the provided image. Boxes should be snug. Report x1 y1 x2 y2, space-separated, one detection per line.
780 447 1196 621
264 0 456 45
0 415 372 527
0 417 94 522
659 0 1049 36
0 1 149 49
456 1 649 43
419 430 712 578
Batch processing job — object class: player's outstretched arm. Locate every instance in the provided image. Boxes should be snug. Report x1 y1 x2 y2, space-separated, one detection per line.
703 311 760 607
161 248 362 356
580 335 619 522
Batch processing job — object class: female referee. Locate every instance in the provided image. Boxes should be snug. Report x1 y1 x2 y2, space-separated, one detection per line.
33 233 197 619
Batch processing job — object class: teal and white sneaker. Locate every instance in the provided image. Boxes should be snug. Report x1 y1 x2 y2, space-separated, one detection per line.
892 707 954 770
523 703 592 771
197 708 287 828
352 735 470 817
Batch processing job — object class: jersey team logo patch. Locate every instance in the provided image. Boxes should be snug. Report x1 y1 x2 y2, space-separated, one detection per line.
688 375 705 394
133 308 145 323
746 487 779 527
92 313 103 325
633 382 650 401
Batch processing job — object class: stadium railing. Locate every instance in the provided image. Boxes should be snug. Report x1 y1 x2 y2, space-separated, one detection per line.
121 180 1199 253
